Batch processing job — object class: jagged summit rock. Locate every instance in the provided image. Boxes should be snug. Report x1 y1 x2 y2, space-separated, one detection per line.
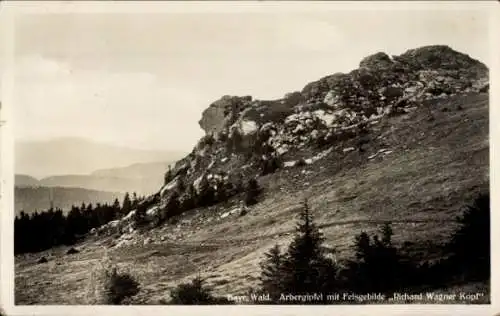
395 45 488 73
198 95 253 135
198 45 487 142
359 52 394 70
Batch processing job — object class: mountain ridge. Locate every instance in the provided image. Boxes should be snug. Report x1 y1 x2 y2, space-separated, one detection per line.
15 137 185 179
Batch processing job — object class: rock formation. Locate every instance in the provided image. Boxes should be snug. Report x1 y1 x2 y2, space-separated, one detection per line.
96 45 489 242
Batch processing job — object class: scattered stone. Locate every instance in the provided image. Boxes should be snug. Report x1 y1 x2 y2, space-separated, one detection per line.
66 248 79 255
37 257 48 264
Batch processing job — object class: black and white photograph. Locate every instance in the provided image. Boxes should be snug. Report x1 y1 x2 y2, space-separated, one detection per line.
0 1 496 314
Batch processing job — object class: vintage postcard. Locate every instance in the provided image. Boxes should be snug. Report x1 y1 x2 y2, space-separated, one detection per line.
0 1 498 316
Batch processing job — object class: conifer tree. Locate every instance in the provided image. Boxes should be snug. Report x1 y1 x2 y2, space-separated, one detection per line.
280 200 338 298
381 222 393 247
112 198 121 219
164 165 173 185
165 190 181 219
181 183 197 211
133 203 147 229
229 127 243 153
131 192 138 209
122 193 132 216
197 175 214 207
244 178 261 206
347 223 402 294
259 244 284 302
447 193 490 280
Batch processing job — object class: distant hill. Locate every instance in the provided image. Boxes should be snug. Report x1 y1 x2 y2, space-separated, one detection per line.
15 174 40 187
37 173 164 196
15 137 184 179
14 162 173 196
14 186 125 216
91 161 172 179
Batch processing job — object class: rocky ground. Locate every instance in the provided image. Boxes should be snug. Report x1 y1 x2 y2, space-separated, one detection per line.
15 90 489 304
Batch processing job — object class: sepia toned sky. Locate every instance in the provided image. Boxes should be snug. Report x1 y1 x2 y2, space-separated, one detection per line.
11 5 491 152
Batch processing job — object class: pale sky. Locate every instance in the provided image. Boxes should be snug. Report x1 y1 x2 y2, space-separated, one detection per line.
11 6 491 152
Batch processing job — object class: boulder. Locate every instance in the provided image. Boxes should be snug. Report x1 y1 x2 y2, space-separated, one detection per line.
66 247 79 255
359 52 393 70
323 90 342 107
283 91 305 107
198 95 253 135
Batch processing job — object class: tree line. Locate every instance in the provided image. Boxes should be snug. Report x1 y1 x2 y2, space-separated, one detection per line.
14 192 144 254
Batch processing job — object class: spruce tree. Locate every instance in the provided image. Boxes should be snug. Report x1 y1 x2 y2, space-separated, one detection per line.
197 175 214 207
259 244 284 302
112 198 121 219
347 224 402 294
280 199 338 299
229 127 243 153
164 166 173 185
165 191 181 219
133 203 147 229
381 222 393 247
447 193 490 280
354 231 371 262
131 192 138 209
181 183 197 211
122 193 132 216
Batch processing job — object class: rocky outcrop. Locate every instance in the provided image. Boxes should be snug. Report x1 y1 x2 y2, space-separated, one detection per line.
93 45 489 239
359 52 394 70
198 95 253 135
198 46 488 148
187 45 489 207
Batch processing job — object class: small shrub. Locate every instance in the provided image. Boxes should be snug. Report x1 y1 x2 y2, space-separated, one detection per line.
244 178 262 206
66 247 79 255
106 272 141 305
199 134 215 148
133 204 148 229
169 276 232 305
260 156 282 175
295 158 307 167
479 84 489 93
86 253 140 305
164 166 173 185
